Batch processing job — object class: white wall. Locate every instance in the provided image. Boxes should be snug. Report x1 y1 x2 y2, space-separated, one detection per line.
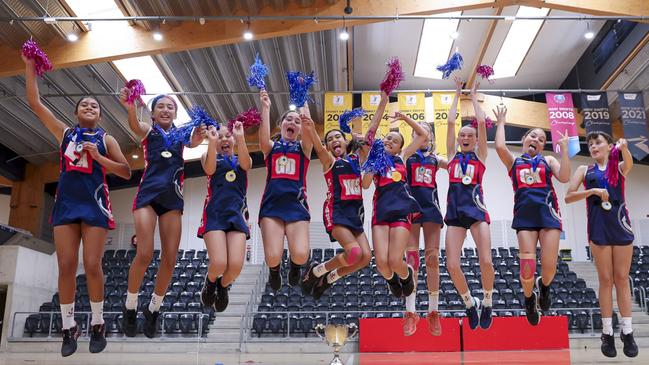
104 147 649 262
0 194 10 225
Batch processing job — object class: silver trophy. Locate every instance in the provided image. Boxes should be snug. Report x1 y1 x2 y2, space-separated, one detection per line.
315 323 358 365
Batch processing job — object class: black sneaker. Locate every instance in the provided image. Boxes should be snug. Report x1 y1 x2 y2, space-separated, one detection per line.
301 264 321 296
122 307 137 337
479 305 493 330
313 276 333 301
620 331 638 358
536 277 551 312
142 306 160 338
200 276 217 307
387 274 402 298
400 266 415 297
89 323 107 353
524 292 541 326
214 277 230 312
465 297 481 330
288 261 302 287
601 333 617 357
61 324 80 357
268 266 282 291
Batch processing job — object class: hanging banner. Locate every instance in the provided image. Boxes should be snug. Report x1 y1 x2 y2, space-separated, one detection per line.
545 92 580 157
581 92 612 135
396 93 426 147
361 92 391 137
324 92 352 134
432 93 461 158
618 92 649 160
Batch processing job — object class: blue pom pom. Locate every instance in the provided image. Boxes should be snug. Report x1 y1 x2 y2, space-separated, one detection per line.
170 106 219 146
287 71 316 108
361 139 394 176
436 52 463 79
247 53 269 90
338 108 365 134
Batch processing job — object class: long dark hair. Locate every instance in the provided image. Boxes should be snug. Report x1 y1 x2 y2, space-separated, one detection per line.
324 128 362 154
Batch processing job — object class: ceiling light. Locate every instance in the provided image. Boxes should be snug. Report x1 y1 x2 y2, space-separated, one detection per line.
43 17 57 24
243 30 254 40
339 29 350 41
504 15 516 21
289 104 297 111
450 31 459 39
584 22 594 39
199 17 205 25
152 31 163 41
132 154 139 159
67 33 79 42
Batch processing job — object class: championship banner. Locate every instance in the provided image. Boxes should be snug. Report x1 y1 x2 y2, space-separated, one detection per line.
581 92 612 135
396 93 426 147
432 93 461 158
361 92 391 137
618 92 649 160
545 92 580 157
324 92 352 134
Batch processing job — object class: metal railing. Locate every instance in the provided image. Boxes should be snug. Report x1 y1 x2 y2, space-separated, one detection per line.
238 264 269 351
9 310 208 341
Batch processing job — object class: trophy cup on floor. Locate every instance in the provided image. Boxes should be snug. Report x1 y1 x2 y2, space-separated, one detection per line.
315 323 358 365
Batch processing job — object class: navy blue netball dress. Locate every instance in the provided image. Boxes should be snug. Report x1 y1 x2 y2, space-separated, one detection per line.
323 154 364 240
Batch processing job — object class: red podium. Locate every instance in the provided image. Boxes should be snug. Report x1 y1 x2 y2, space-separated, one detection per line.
359 317 461 352
462 316 570 351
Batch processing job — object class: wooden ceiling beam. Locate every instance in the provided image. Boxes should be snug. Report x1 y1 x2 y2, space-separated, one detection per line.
0 0 496 78
541 0 649 17
466 7 503 87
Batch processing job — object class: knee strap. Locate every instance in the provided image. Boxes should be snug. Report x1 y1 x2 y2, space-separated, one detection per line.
520 253 536 281
406 250 420 271
344 246 362 265
425 248 439 267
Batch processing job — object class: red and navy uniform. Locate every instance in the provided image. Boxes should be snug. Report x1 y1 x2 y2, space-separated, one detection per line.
51 127 115 229
372 155 421 226
259 140 310 222
509 154 562 231
445 151 490 229
323 154 364 241
197 154 249 239
584 165 634 245
133 124 185 216
406 150 443 225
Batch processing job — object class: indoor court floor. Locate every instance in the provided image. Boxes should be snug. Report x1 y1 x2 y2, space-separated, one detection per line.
0 349 646 365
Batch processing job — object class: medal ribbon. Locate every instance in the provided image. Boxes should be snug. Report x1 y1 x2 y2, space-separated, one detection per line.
416 148 428 165
223 154 238 171
154 124 172 152
346 155 360 176
73 126 97 145
458 153 469 176
598 168 609 191
279 138 292 155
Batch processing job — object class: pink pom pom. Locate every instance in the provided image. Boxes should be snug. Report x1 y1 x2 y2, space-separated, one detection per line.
476 65 495 82
606 146 620 187
21 40 53 77
125 79 146 105
471 116 495 129
228 107 262 132
380 57 405 95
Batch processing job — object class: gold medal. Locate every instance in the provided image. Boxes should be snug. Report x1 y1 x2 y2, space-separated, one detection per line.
278 155 288 166
161 150 172 158
601 201 612 211
462 175 472 185
392 171 402 182
225 170 237 182
525 174 535 185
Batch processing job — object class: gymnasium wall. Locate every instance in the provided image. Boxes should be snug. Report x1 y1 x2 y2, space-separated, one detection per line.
103 146 649 262
0 194 9 225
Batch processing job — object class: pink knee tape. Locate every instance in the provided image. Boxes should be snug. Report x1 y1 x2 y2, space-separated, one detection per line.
406 250 420 271
520 256 536 281
345 246 362 265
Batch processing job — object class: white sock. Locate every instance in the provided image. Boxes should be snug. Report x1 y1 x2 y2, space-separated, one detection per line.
398 265 411 280
326 269 341 284
483 289 493 307
313 263 327 278
60 303 75 330
428 291 440 312
602 317 613 335
90 301 104 325
405 292 416 312
125 291 138 310
149 293 164 313
622 317 633 335
462 291 474 308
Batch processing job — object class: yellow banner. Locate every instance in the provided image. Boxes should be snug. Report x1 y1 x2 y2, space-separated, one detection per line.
361 93 391 137
432 92 461 158
397 93 426 148
324 92 353 134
